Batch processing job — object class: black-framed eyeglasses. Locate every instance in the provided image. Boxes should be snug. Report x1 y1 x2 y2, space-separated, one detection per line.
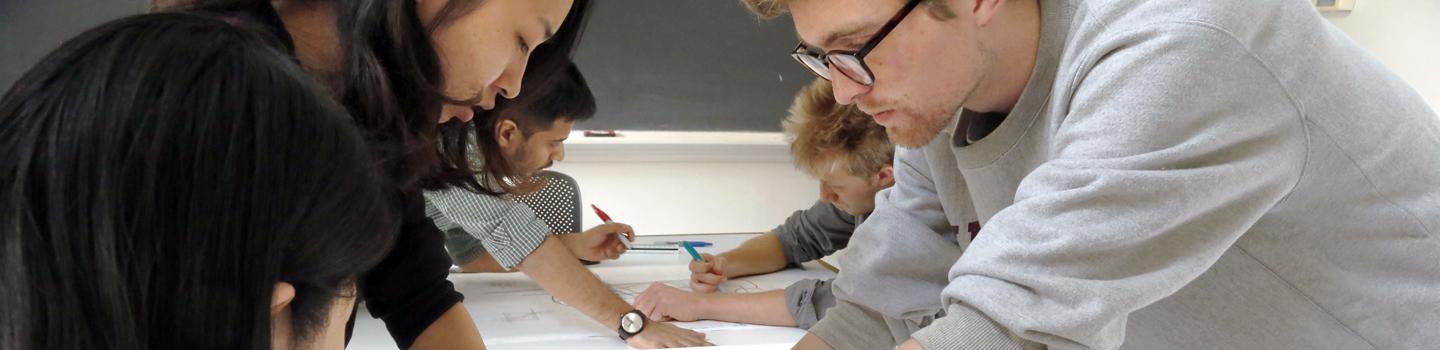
790 0 923 86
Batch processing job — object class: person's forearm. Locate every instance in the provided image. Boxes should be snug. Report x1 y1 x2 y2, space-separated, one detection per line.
410 303 487 350
459 251 511 273
518 236 631 329
696 290 795 327
716 232 789 278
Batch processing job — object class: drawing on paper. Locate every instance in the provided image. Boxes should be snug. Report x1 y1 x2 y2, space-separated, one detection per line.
502 308 543 323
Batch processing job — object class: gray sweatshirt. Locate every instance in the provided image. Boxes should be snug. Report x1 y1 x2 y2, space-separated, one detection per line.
843 0 1440 349
775 201 858 267
829 138 973 345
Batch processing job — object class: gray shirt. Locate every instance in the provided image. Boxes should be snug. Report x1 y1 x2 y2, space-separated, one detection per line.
772 201 860 329
839 0 1440 349
774 200 858 266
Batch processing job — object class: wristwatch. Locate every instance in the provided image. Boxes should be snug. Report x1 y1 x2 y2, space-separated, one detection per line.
618 310 646 340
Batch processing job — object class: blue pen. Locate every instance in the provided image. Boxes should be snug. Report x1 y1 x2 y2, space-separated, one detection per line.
659 240 712 247
681 241 704 262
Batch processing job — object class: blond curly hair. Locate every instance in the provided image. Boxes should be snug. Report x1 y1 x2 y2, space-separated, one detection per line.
783 79 893 178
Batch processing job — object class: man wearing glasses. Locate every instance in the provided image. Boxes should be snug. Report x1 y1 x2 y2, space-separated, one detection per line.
742 0 1440 349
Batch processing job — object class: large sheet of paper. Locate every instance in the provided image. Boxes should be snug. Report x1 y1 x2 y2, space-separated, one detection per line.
349 247 836 350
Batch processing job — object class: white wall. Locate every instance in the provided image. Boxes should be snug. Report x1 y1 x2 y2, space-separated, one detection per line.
1324 0 1440 110
551 132 818 235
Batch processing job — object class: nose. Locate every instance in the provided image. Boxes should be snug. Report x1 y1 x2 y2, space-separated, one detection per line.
494 56 531 100
454 106 475 122
552 145 565 162
440 104 475 123
829 69 870 105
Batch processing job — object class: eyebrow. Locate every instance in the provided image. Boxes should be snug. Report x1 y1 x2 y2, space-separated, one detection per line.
811 22 882 49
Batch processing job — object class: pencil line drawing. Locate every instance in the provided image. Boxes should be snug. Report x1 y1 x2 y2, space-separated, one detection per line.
502 308 543 323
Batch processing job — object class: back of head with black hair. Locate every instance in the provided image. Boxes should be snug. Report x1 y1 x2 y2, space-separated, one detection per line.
0 12 394 350
501 61 598 135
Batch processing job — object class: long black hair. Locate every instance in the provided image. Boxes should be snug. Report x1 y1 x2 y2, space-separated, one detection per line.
154 0 594 194
0 12 394 349
333 0 594 194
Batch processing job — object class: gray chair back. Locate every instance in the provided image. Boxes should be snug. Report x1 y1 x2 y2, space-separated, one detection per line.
513 170 583 234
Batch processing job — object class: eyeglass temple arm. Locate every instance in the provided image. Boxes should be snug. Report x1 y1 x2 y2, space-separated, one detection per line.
855 0 924 57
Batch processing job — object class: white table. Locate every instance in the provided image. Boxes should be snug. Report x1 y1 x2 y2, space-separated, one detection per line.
348 233 836 349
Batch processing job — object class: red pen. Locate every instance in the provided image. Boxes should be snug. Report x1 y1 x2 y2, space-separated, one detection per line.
591 204 632 249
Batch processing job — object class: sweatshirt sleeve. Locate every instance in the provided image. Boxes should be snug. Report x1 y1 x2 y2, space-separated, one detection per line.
361 191 466 349
424 186 551 270
774 201 858 266
913 24 1307 349
830 142 965 324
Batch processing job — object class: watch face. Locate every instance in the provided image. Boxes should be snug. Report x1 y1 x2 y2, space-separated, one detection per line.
621 312 644 333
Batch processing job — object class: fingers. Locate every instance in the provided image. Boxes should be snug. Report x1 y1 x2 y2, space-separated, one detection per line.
691 281 716 294
688 254 721 274
687 259 711 274
677 328 709 347
619 223 636 241
637 283 684 320
612 230 631 255
608 243 626 259
690 272 724 293
688 254 724 274
686 255 726 293
692 272 726 286
635 283 662 318
573 225 635 261
585 223 619 236
598 222 634 235
630 323 709 348
711 256 726 276
637 298 657 320
593 223 634 258
598 236 623 260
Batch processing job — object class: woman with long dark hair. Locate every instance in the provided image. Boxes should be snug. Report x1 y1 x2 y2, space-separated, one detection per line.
152 0 709 348
0 12 393 349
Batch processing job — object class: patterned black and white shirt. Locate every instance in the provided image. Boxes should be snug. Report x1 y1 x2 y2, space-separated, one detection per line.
425 186 550 270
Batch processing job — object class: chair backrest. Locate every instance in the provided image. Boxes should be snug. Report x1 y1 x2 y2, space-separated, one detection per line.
513 170 583 234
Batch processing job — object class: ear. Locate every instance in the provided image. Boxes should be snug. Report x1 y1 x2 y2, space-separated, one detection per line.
270 282 297 350
271 282 296 315
873 164 896 188
495 119 522 149
970 0 1007 27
